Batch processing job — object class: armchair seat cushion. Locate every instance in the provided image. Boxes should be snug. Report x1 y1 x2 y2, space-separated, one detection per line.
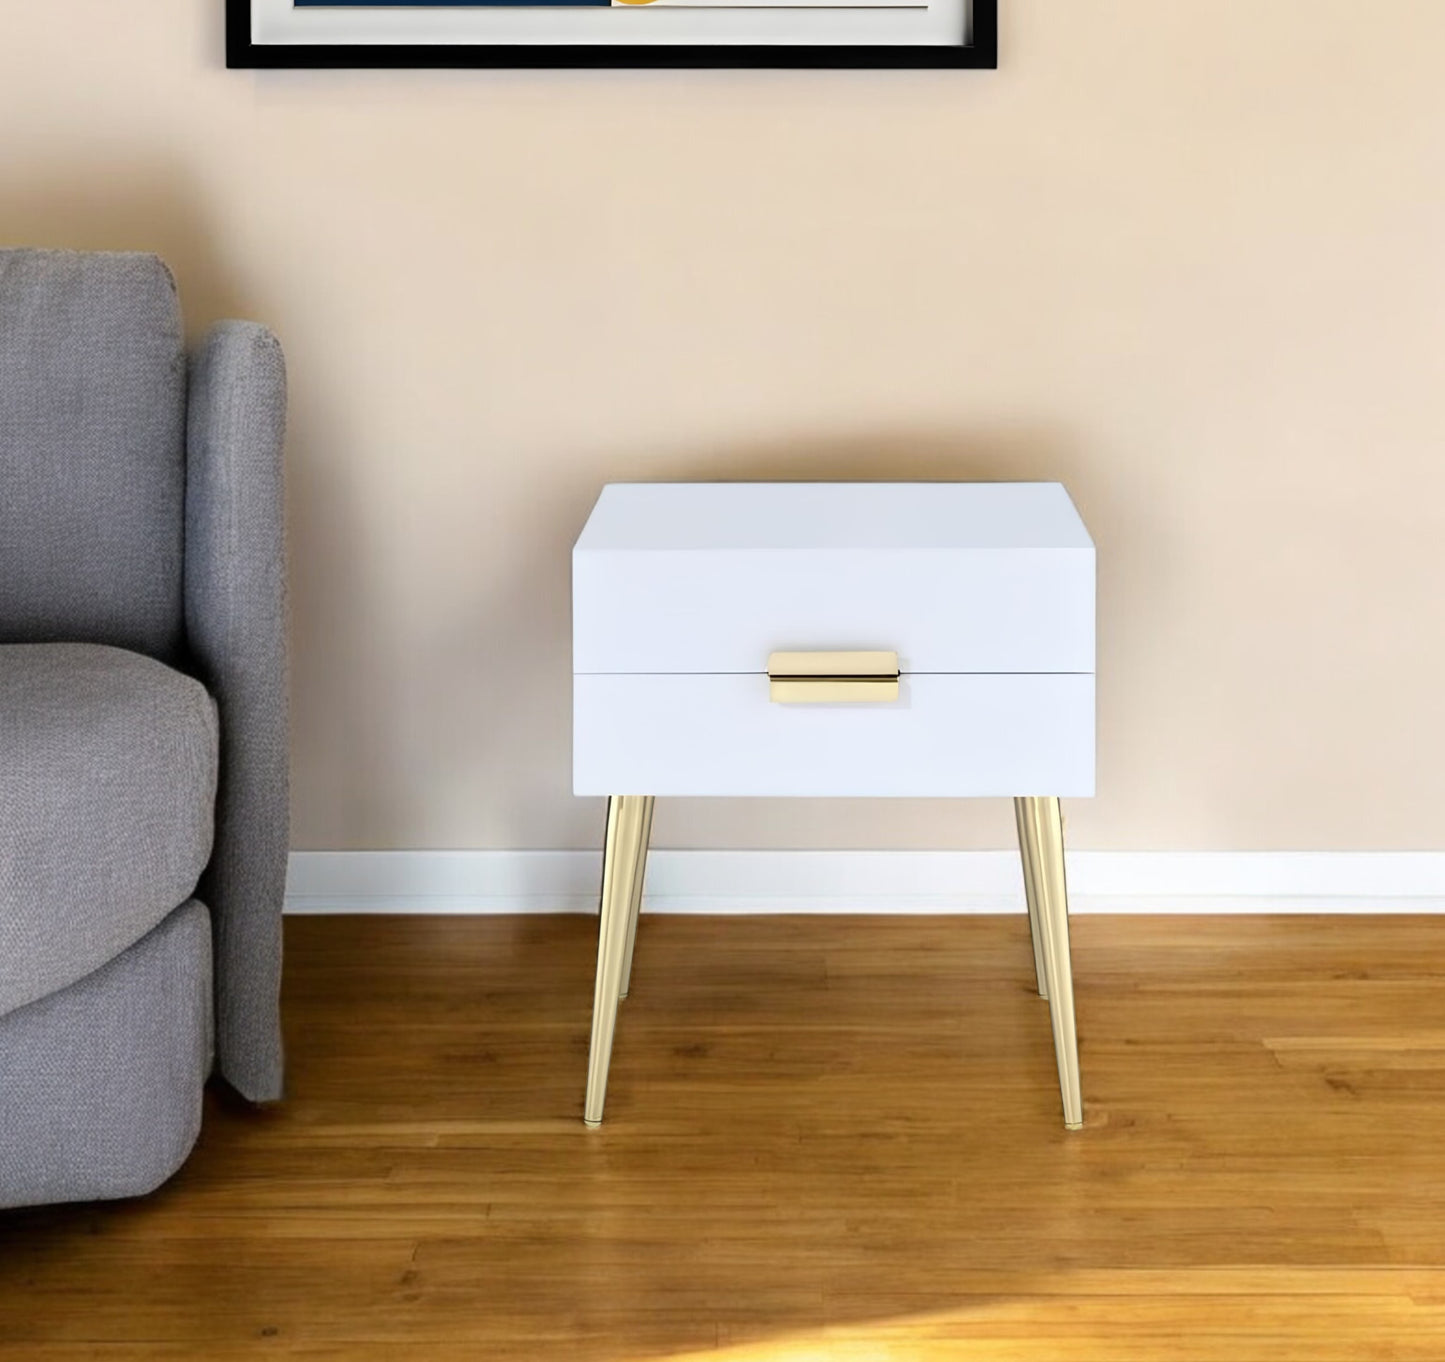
0 643 218 1018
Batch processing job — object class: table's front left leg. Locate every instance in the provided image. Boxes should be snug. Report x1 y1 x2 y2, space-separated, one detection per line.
584 795 651 1127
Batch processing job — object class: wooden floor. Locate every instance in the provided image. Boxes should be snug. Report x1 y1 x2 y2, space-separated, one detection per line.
7 914 1445 1359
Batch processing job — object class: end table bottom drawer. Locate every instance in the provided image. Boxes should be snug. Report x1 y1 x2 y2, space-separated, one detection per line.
574 672 1094 798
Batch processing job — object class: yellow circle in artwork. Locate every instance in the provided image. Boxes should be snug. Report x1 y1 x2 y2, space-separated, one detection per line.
615 0 661 6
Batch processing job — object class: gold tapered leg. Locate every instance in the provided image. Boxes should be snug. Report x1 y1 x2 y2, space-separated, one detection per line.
584 795 651 1128
1016 796 1083 1131
1014 797 1050 1000
619 797 655 1001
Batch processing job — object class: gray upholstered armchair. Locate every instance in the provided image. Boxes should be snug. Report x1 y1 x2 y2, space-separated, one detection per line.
0 250 288 1208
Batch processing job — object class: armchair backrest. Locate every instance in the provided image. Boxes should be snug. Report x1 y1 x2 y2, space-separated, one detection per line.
0 250 187 661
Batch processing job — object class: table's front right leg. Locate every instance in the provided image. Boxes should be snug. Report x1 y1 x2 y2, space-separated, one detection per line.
1015 795 1083 1131
584 794 651 1127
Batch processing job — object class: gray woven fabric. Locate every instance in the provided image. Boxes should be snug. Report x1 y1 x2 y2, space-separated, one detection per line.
186 321 289 1103
0 251 288 1203
0 900 212 1210
0 250 186 661
0 643 218 1018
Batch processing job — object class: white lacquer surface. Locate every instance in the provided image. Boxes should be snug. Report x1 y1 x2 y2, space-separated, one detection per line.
575 672 1095 798
572 482 1096 800
576 484 1092 553
574 483 1095 676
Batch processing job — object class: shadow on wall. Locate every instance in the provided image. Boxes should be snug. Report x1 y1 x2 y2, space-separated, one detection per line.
674 426 1086 485
0 170 385 850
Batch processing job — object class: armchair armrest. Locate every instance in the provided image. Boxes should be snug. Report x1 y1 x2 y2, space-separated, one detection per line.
184 322 288 1102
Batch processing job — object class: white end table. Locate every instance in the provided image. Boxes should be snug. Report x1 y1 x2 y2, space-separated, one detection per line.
573 482 1095 1129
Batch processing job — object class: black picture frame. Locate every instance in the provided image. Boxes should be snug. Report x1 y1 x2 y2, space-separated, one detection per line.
226 0 997 69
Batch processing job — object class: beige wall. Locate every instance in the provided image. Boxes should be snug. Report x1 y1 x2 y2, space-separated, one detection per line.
4 1 1444 851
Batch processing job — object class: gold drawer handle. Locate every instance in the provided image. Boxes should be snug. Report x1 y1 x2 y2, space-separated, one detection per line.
767 650 900 704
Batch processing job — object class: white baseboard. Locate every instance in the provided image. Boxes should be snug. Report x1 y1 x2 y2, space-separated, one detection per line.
284 850 1445 916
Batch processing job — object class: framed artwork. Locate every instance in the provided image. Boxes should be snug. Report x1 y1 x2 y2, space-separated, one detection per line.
227 0 996 69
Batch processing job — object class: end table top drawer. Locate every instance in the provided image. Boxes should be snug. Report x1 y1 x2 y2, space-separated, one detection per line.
574 482 1094 676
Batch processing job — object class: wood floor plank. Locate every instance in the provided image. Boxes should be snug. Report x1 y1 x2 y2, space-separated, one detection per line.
5 913 1445 1358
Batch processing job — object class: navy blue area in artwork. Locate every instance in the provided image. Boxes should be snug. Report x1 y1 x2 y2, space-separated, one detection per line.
295 1 611 6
